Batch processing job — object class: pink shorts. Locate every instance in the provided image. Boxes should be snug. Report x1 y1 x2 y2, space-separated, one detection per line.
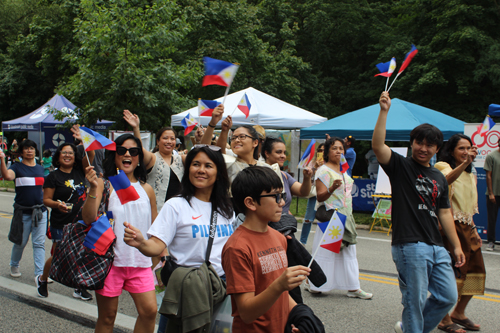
96 266 155 297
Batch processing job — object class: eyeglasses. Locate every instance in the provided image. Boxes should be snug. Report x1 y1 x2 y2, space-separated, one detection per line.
259 192 286 204
193 144 221 151
318 149 324 152
116 146 141 156
61 152 75 156
230 134 255 142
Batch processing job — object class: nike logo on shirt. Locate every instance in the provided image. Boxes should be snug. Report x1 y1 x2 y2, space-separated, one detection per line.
192 215 202 220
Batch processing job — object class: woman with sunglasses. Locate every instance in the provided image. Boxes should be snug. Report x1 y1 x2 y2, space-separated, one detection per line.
305 137 372 300
123 145 234 331
301 143 325 245
36 126 95 300
123 109 188 212
82 134 158 333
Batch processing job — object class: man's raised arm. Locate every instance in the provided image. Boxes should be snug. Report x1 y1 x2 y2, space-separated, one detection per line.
372 91 393 165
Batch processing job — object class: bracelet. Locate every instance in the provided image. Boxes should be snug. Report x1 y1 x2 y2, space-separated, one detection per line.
208 123 216 128
88 194 97 199
327 187 332 194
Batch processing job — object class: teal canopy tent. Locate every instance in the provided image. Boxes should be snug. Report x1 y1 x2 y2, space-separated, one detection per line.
300 98 465 141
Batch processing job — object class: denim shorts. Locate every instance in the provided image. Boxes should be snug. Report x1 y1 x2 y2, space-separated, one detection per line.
50 227 65 243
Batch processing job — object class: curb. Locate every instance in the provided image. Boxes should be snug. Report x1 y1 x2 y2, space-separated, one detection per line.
0 187 15 192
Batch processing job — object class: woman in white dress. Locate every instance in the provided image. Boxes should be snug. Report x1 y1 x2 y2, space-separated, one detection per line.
305 137 372 299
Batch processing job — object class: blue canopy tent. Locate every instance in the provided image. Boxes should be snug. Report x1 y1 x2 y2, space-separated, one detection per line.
300 98 465 140
2 94 114 155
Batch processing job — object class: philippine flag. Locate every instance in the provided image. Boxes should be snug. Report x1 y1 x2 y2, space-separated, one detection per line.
181 113 198 136
108 170 140 205
317 210 346 253
198 99 221 117
237 93 251 118
340 154 349 174
477 115 495 137
398 44 418 74
80 127 116 151
202 57 239 87
83 214 116 255
374 57 396 77
298 139 316 169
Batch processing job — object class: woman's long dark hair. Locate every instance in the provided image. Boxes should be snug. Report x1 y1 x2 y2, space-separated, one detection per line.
438 134 473 173
235 125 260 161
323 137 346 163
179 146 233 219
103 134 147 182
52 143 82 170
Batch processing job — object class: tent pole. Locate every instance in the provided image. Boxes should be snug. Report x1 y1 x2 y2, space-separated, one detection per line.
296 139 301 216
39 127 43 161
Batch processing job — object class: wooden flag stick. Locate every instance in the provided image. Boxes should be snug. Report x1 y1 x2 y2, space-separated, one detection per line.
85 150 92 167
387 72 401 92
385 76 390 92
222 84 231 105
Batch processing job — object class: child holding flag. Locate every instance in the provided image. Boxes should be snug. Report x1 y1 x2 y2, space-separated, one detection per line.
305 137 372 299
82 134 158 333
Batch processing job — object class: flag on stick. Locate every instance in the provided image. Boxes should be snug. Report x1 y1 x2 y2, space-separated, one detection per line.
317 210 346 253
80 127 116 151
387 45 418 92
181 113 198 136
83 214 116 255
237 93 251 118
477 115 495 137
198 99 221 117
108 170 140 205
202 57 239 87
340 154 349 173
298 139 316 169
374 57 397 77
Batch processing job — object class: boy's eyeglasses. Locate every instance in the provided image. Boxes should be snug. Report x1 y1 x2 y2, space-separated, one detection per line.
230 134 255 142
193 144 221 151
116 146 141 157
259 192 286 204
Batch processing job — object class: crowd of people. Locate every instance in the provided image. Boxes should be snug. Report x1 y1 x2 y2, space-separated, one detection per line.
0 91 490 333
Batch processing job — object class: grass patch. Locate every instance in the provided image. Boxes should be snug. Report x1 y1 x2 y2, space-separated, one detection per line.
290 197 374 225
0 180 14 189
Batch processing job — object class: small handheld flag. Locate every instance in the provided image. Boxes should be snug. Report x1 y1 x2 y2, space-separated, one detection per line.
340 154 349 174
387 44 418 92
237 93 252 118
202 57 239 87
308 210 346 267
181 113 198 136
108 170 140 205
398 44 418 74
80 127 116 151
83 214 116 255
477 115 495 137
298 139 316 169
374 57 397 77
198 99 221 117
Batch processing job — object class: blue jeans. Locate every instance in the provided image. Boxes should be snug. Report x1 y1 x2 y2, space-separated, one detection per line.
391 242 457 333
300 197 317 244
10 212 47 276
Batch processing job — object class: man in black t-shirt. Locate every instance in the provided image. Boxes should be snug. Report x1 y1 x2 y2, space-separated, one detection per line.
372 92 465 333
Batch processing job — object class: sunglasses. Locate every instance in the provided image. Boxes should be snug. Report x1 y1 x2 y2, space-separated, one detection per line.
259 192 286 204
116 146 141 157
193 144 221 151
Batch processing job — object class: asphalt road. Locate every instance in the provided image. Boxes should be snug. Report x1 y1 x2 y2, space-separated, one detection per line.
0 190 499 332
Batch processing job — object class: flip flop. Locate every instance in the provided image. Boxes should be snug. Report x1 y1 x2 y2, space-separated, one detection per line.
438 323 467 333
451 317 481 331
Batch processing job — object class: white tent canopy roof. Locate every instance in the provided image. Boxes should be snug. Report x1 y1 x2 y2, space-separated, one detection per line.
171 87 326 129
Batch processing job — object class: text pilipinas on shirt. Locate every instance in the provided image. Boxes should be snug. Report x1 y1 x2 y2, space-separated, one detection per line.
192 224 234 238
257 246 287 275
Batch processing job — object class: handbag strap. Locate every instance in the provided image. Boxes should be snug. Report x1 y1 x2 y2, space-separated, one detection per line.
205 206 218 265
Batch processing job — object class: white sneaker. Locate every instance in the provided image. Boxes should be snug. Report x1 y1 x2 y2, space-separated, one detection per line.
10 266 21 278
304 281 321 294
394 321 403 333
486 242 494 251
346 289 373 299
47 277 54 284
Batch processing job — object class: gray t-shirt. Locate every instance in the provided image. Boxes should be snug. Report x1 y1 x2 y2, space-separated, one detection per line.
484 150 500 196
281 171 297 214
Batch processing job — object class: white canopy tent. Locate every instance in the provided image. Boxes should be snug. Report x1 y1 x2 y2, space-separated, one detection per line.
171 87 327 128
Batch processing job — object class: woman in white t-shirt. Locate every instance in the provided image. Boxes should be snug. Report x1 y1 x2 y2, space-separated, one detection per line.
123 145 234 328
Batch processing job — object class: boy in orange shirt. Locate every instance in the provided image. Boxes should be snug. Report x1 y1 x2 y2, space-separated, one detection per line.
222 166 311 332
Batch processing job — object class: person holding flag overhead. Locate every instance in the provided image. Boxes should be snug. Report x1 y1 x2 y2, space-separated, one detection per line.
304 137 372 300
82 133 158 333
